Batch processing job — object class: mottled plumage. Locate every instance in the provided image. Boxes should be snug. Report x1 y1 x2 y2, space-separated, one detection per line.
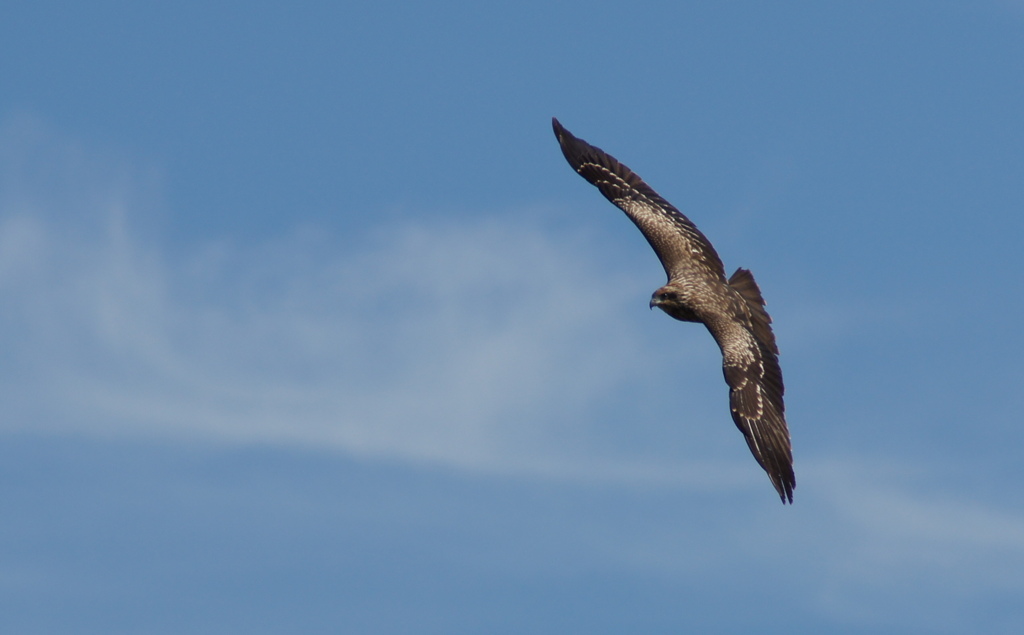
552 118 795 503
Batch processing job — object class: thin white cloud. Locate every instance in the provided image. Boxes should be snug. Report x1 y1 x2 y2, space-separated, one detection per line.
1 115 715 481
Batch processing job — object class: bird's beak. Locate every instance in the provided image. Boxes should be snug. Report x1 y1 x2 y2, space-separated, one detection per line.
649 298 657 310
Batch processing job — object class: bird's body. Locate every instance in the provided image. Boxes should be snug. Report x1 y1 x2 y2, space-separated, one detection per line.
552 118 795 503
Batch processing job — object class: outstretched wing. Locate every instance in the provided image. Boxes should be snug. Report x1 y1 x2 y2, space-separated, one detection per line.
552 117 725 282
710 275 794 503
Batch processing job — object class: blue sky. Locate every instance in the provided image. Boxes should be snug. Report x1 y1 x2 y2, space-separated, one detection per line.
2 1 1024 633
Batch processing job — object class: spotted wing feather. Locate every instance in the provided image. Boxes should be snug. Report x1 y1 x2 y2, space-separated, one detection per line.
714 273 794 503
552 118 725 282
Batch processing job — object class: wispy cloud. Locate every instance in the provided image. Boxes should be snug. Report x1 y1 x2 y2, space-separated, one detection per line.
0 116 696 478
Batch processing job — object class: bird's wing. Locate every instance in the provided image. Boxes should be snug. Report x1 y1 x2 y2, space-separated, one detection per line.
707 282 794 503
552 118 725 282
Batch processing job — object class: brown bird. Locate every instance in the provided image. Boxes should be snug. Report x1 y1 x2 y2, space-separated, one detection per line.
552 118 795 503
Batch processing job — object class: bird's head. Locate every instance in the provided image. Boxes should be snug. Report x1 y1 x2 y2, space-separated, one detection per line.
650 285 698 322
649 286 681 310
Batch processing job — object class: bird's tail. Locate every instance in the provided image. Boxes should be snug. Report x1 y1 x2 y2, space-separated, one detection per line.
728 268 778 355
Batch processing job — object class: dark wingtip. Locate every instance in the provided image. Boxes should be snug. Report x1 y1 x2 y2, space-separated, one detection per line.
552 116 569 136
550 118 590 172
551 117 572 148
774 469 796 504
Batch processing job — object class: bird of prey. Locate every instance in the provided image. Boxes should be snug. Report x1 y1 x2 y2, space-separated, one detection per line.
552 118 795 503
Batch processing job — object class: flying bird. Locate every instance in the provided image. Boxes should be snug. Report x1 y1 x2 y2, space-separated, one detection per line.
552 118 795 503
